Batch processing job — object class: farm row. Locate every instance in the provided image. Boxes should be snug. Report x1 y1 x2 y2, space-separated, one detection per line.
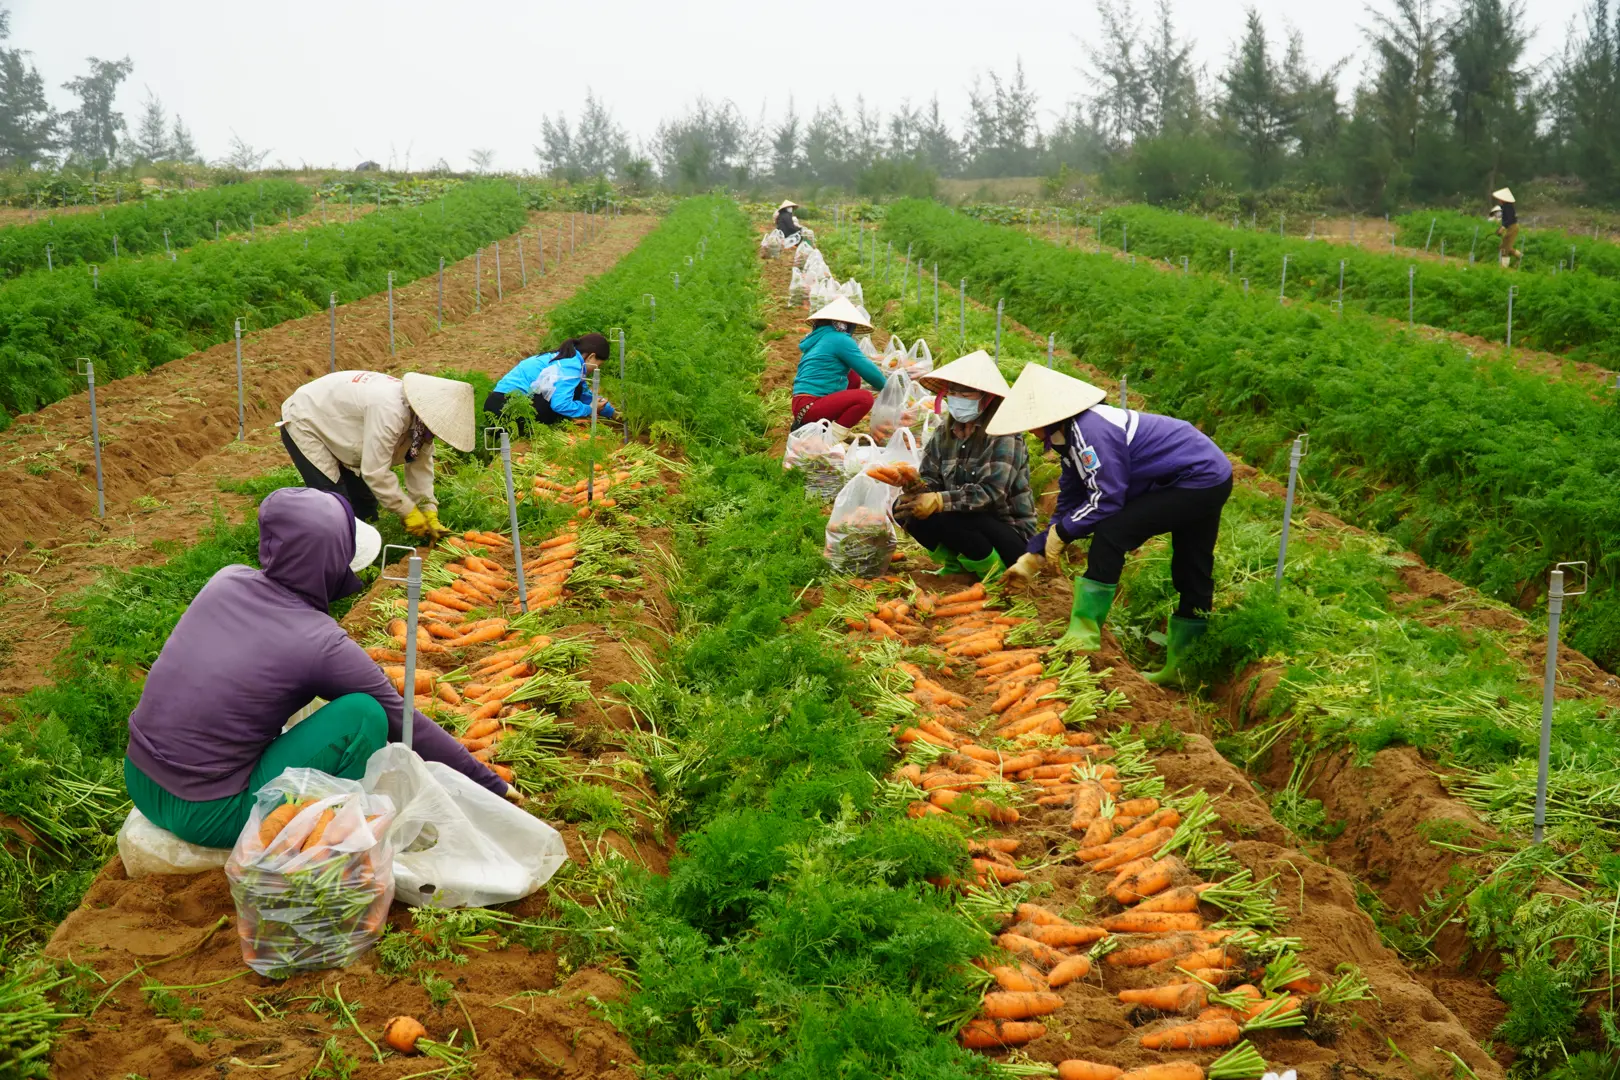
829 209 1619 1069
1396 209 1620 280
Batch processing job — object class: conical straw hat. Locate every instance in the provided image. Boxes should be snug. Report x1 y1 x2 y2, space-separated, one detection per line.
918 350 1011 397
807 295 874 332
1492 187 1515 203
985 364 1108 436
402 372 475 453
777 199 798 211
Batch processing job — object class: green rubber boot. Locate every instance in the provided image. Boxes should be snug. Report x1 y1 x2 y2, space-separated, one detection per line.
958 551 1005 584
1059 578 1117 652
929 546 966 574
1144 616 1209 686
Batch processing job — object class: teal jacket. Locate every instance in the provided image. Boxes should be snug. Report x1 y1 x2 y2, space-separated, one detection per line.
793 325 888 397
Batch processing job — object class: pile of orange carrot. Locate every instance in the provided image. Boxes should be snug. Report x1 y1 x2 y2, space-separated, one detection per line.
532 465 641 515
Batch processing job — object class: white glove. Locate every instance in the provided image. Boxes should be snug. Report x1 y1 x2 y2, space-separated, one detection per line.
1044 526 1065 562
1005 552 1044 585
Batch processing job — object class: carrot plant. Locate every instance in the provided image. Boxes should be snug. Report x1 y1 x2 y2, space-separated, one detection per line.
0 179 310 280
1395 209 1620 281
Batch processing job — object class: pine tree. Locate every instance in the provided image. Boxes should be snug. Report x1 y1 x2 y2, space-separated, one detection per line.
770 97 801 184
61 55 133 166
170 114 198 164
1546 0 1618 198
132 88 171 163
1218 9 1293 187
1444 0 1535 193
0 10 55 169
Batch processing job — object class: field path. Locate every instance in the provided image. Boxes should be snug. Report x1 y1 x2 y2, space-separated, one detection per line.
0 210 655 700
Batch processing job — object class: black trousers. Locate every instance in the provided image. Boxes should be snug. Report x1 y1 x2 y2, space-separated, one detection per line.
1083 477 1232 618
904 511 1029 565
280 427 380 522
482 389 566 426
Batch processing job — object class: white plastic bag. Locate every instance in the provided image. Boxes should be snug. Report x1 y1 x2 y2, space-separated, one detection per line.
857 335 879 359
903 338 934 378
785 419 848 501
789 266 809 305
793 242 816 268
842 433 883 479
118 808 231 878
226 770 397 978
878 337 907 373
824 473 896 577
759 229 785 259
838 279 866 307
868 370 913 443
363 744 567 909
802 249 829 277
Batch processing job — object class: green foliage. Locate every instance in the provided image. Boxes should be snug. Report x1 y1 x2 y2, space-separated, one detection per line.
0 180 309 279
1396 210 1620 280
1496 958 1583 1066
0 181 527 423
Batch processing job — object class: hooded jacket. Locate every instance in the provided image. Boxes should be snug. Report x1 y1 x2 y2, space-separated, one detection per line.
125 488 508 801
793 325 887 398
494 352 615 419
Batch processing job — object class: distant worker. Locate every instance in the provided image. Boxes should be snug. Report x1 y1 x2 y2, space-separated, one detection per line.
774 199 803 239
992 364 1233 686
1493 187 1520 268
280 370 473 544
792 297 887 433
893 350 1035 582
482 333 616 426
123 487 511 848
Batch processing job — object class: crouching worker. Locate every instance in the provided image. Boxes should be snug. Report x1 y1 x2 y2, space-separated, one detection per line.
791 297 887 433
894 350 1035 581
990 364 1233 685
482 333 616 425
280 371 475 544
123 488 512 849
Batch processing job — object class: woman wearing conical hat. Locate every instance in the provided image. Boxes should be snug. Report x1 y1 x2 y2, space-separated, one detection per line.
989 364 1233 686
892 351 1036 582
280 371 476 544
1492 188 1520 268
791 296 889 432
774 199 803 239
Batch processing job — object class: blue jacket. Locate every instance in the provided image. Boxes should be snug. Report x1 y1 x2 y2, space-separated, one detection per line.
1031 405 1231 554
793 325 887 397
494 352 614 419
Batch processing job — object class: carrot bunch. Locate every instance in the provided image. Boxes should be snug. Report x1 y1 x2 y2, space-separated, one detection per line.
532 465 641 515
864 461 921 488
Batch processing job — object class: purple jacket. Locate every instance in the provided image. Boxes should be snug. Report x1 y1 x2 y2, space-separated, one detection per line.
1032 405 1233 553
125 488 508 800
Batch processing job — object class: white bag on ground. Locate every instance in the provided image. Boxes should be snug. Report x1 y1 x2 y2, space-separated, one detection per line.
842 433 883 479
824 473 897 577
362 743 567 909
868 370 914 443
838 279 866 308
903 338 934 378
760 229 785 259
802 249 829 277
118 808 231 878
789 266 809 305
785 420 848 501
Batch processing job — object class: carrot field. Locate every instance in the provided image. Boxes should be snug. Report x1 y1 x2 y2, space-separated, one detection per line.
3 187 1620 1080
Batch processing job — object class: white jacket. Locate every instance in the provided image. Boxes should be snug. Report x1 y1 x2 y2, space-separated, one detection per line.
280 371 436 516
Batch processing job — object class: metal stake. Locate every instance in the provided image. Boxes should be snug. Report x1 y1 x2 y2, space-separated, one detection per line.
1336 260 1345 313
495 241 503 300
518 238 527 286
437 258 445 329
384 551 423 747
1123 224 1128 254
1280 255 1290 300
1119 373 1127 409
92 265 98 290
994 299 1004 360
1507 285 1517 351
1408 266 1415 327
234 318 246 441
475 248 482 312
538 229 546 274
112 234 118 260
163 228 171 254
329 292 338 371
1046 332 1054 366
1229 249 1234 275
491 429 529 613
1533 564 1586 843
586 369 602 501
78 360 105 518
1424 217 1436 251
571 213 576 255
388 272 395 354
933 264 939 329
1273 435 1307 595
45 244 52 272
619 328 628 445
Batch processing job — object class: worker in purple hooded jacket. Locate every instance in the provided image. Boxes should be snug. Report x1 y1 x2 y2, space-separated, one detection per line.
990 364 1233 687
123 487 511 849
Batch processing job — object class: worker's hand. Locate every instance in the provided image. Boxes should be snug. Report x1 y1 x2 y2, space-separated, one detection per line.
904 492 943 520
503 785 527 806
1044 526 1066 562
423 509 452 543
1004 552 1044 587
403 507 432 540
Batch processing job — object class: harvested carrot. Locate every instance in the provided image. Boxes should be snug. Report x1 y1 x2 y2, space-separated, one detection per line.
466 701 502 722
1090 828 1178 873
1117 797 1161 817
382 666 437 695
383 1015 427 1054
424 622 462 641
1119 984 1206 1013
365 647 407 663
1110 857 1183 903
989 965 1046 993
1047 954 1092 987
973 859 1028 884
490 763 515 784
946 636 1006 658
1029 923 1108 948
981 991 1064 1020
998 711 1064 739
1132 886 1207 915
537 531 578 549
435 682 462 706
1101 911 1205 934
979 837 1021 854
1058 1062 1124 1080
257 801 307 847
464 718 502 741
1120 808 1181 841
1138 1018 1241 1051
997 933 1068 967
1117 1065 1204 1080
932 790 1019 824
990 682 1031 714
868 617 902 639
958 1019 1046 1049
424 588 474 611
941 583 986 605
999 680 1060 721
1106 939 1201 968
445 623 510 648
301 808 337 852
1014 903 1066 926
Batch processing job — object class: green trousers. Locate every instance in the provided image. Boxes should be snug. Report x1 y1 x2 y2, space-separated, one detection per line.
124 694 388 850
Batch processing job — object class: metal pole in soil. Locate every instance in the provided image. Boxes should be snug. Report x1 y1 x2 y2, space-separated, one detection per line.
1097 216 1103 254
933 264 939 330
1181 256 1189 276
1336 260 1345 314
1533 564 1586 842
401 554 423 747
329 292 338 372
1440 239 1445 262
437 258 445 329
1242 278 1249 294
885 241 892 283
538 229 546 274
234 318 246 441
1123 224 1128 254
388 272 396 354
164 228 171 255
1229 249 1234 275
518 238 527 286
1280 255 1290 300
1279 212 1285 236
215 220 221 240
1047 332 1055 367
645 295 657 322
1273 435 1307 595
495 242 503 301
496 429 529 613
960 280 966 346
92 265 98 290
45 244 51 272
994 299 1004 361
619 328 628 446
1424 217 1436 251
475 248 482 312
1119 373 1127 410
571 213 576 255
78 360 105 518
250 215 255 240
1408 266 1415 327
1507 285 1517 352
113 234 118 261
586 369 602 502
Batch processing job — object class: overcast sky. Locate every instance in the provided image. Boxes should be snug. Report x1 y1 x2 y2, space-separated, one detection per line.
9 0 1588 172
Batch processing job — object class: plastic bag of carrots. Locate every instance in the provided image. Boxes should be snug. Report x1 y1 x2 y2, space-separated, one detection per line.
225 770 397 978
825 474 896 577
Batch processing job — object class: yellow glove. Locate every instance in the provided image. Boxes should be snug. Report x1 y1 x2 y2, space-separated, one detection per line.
1005 552 1044 586
423 509 451 542
908 492 943 519
1044 526 1066 562
403 507 431 539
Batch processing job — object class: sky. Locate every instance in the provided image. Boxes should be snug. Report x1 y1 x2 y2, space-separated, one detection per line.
9 0 1591 172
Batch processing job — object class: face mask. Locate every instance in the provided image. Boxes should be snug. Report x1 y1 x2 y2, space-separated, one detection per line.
945 395 982 422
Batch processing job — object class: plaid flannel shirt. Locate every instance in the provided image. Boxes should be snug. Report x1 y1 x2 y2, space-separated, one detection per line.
919 420 1037 536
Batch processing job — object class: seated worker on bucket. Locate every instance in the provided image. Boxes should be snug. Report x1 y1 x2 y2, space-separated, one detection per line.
123 488 512 849
791 296 888 434
893 350 1036 582
774 199 804 239
482 332 617 425
280 370 474 545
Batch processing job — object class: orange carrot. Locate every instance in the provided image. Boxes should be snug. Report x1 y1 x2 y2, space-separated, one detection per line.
1138 1018 1241 1051
1119 984 1206 1013
490 763 514 784
981 991 1064 1020
537 531 578 549
941 583 986 605
1132 886 1206 915
996 710 1064 739
1090 828 1178 872
946 635 1007 658
989 965 1047 993
1058 1062 1124 1080
424 622 462 640
1110 857 1183 903
301 808 337 852
365 647 407 663
1101 911 1205 934
1120 808 1181 840
978 837 1021 854
466 701 502 722
424 589 474 611
1117 797 1161 817
1029 923 1108 948
973 859 1028 884
464 718 502 741
958 1019 1047 1049
445 623 511 648
931 790 1019 824
1047 954 1093 987
990 682 1031 714
1014 903 1067 926
382 666 437 695
998 933 1068 967
868 617 902 639
436 682 462 705
998 681 1060 721
1117 1065 1204 1080
257 801 307 847
1106 939 1200 968
896 727 956 749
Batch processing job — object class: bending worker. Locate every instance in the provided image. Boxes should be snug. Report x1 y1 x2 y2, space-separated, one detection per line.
280 371 474 544
792 296 887 432
894 350 1034 581
124 488 511 849
482 333 616 425
991 364 1233 685
1492 187 1520 268
774 199 803 239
